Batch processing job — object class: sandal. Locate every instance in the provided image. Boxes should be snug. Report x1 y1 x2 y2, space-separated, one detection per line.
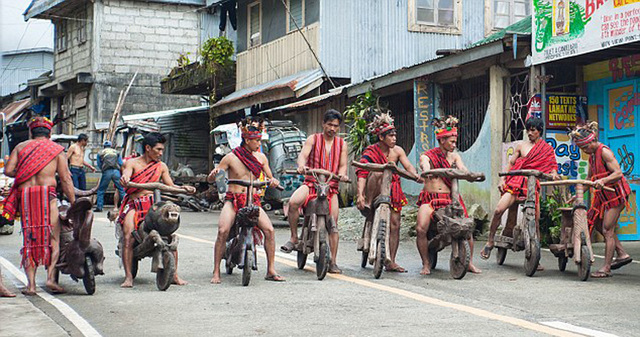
280 241 295 253
590 270 612 278
328 264 342 274
264 274 286 282
480 244 493 260
611 256 632 270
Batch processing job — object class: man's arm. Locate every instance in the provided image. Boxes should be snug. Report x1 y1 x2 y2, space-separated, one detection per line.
338 139 348 180
96 153 102 170
4 147 19 177
296 136 314 172
396 147 418 176
57 153 75 203
160 162 175 187
260 153 279 188
356 176 367 210
119 160 134 187
419 154 431 172
207 154 230 183
453 153 469 172
596 147 624 187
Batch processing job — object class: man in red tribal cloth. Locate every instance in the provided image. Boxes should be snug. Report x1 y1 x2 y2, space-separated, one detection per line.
480 117 558 268
570 122 633 278
118 132 195 288
208 118 284 284
3 117 75 295
281 109 349 274
415 116 481 275
355 113 420 272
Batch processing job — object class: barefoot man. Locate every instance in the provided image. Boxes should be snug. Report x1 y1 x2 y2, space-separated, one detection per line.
415 116 481 275
281 109 349 274
209 118 284 284
355 113 420 272
118 132 193 287
2 117 75 295
480 117 558 266
0 266 16 297
569 122 633 278
66 133 96 190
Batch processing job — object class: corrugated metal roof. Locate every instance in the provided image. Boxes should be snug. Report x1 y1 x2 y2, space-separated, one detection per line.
471 16 532 48
0 99 31 123
122 105 209 122
258 86 344 115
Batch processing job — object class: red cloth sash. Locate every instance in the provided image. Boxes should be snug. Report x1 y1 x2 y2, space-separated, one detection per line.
587 144 631 230
416 191 468 217
117 161 162 228
232 146 263 178
225 191 263 245
2 139 64 221
356 143 407 212
19 186 57 268
117 194 155 230
502 139 557 200
305 134 343 192
423 147 467 210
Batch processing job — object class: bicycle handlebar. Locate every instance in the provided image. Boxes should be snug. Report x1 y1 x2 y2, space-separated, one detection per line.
126 182 196 194
227 179 285 191
498 169 554 180
540 180 615 192
420 168 485 182
284 168 352 184
351 161 420 182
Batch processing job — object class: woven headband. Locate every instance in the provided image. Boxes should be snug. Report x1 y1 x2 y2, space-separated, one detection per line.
28 117 53 130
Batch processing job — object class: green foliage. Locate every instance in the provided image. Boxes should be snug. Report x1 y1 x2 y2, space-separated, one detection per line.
176 52 191 68
343 91 385 158
199 36 234 71
539 187 571 246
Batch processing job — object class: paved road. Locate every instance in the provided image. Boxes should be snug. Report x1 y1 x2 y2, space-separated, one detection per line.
1 210 639 336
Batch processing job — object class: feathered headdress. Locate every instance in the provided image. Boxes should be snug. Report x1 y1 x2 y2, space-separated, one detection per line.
27 116 53 130
433 116 458 140
569 121 598 147
239 117 265 140
368 113 396 136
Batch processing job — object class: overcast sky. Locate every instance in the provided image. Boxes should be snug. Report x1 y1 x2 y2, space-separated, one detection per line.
1 0 53 52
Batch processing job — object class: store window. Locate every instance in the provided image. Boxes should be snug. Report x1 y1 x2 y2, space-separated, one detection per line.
248 1 261 48
286 0 304 33
409 0 462 34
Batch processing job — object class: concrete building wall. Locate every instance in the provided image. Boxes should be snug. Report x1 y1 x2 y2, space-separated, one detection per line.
53 3 93 82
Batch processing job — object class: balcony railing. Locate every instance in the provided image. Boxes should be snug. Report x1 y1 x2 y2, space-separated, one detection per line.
236 23 319 90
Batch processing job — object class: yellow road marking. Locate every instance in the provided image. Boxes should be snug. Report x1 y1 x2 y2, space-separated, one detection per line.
176 233 582 337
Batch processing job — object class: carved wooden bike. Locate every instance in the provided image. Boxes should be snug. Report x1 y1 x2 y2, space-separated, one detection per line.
539 180 612 281
224 178 283 286
494 169 552 277
351 161 419 279
116 182 193 291
285 168 349 280
421 168 485 280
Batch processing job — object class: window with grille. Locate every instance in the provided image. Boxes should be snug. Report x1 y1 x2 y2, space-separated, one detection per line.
248 1 261 48
287 0 304 33
503 70 529 142
440 75 490 152
493 0 529 29
55 20 68 53
76 9 87 44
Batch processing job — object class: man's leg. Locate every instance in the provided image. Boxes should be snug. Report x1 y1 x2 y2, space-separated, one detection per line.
45 199 64 293
593 216 629 261
71 168 81 189
283 185 309 251
23 264 37 295
385 210 406 272
0 266 16 297
112 170 125 209
416 204 434 275
467 237 482 274
79 169 87 191
257 208 284 281
328 194 341 273
120 211 136 288
95 172 111 211
171 250 187 285
593 204 625 277
211 202 235 284
481 192 516 259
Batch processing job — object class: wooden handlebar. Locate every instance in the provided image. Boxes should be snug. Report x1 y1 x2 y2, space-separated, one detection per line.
540 180 615 192
351 161 420 182
499 169 554 180
421 168 485 182
126 182 195 194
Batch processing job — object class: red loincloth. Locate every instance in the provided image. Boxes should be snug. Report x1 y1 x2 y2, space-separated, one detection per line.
232 146 263 178
356 143 407 212
2 139 64 221
416 191 468 217
502 139 557 200
587 144 631 232
19 186 57 268
117 161 162 229
421 147 467 211
304 133 343 202
225 191 263 245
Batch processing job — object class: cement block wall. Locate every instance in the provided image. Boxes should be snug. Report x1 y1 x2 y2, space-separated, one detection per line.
53 3 93 82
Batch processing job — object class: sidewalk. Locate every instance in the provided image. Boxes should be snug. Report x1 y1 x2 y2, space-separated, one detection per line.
0 272 68 337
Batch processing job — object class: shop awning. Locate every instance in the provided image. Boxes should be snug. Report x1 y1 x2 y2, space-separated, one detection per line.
257 86 344 115
122 105 209 122
212 68 325 117
0 99 31 123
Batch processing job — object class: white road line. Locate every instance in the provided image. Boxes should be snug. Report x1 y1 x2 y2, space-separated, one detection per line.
541 322 620 337
0 256 102 337
541 248 639 264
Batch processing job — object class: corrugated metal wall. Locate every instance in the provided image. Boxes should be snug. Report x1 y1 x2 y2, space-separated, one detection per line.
200 10 238 54
0 52 53 96
320 0 486 83
157 111 210 174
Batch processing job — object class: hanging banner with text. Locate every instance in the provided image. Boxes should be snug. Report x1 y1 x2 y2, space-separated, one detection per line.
527 94 588 129
532 0 640 65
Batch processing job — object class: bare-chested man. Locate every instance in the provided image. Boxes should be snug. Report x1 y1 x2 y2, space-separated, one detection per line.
208 118 284 284
67 133 96 190
3 117 75 295
281 109 349 274
569 122 633 278
480 117 558 265
415 116 481 275
355 113 420 272
117 132 194 288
